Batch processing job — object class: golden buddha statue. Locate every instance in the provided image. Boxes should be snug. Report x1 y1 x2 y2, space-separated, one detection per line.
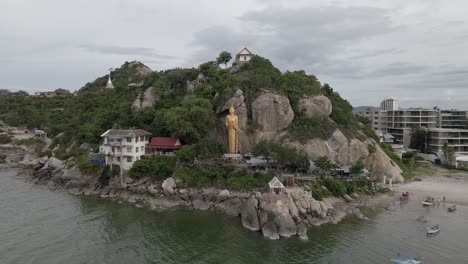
225 105 239 154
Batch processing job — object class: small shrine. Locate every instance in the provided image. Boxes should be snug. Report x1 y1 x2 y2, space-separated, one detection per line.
106 68 114 89
268 176 285 195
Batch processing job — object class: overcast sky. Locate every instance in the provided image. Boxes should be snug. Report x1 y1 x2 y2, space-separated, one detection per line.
1 0 467 108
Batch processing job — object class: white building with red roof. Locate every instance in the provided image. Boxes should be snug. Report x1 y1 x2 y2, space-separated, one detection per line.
146 137 182 156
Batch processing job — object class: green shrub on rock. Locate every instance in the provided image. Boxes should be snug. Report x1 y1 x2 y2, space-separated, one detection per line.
129 156 176 180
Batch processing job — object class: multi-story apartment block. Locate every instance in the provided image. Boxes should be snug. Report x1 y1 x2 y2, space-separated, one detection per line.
385 109 438 146
427 128 468 156
353 106 382 131
99 129 151 170
437 110 468 129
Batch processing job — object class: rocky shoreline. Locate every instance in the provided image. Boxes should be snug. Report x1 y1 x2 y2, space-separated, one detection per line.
0 143 396 240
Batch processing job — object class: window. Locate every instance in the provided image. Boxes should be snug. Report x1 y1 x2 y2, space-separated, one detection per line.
140 136 144 141
117 157 121 162
127 156 133 162
110 139 114 142
141 146 145 153
126 137 132 143
117 139 122 143
127 146 132 152
136 137 139 143
112 147 115 152
244 56 246 60
136 147 140 152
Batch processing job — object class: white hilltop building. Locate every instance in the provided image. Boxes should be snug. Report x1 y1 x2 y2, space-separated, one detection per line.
105 68 114 89
234 47 254 65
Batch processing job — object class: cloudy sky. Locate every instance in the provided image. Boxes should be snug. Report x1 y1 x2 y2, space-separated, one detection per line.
1 0 468 108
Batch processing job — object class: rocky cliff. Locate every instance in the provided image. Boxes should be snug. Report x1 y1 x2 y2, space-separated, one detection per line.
215 90 404 183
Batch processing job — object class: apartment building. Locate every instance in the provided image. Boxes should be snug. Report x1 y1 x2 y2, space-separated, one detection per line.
385 109 438 146
427 128 468 156
438 110 468 129
99 129 151 170
353 106 382 131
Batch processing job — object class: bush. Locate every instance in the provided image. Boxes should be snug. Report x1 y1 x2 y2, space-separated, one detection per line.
77 154 101 175
323 179 347 196
176 166 271 190
176 145 195 163
350 159 364 174
129 156 176 180
368 144 376 154
311 184 325 201
110 164 120 177
194 139 225 160
0 134 12 144
15 138 36 146
288 116 337 142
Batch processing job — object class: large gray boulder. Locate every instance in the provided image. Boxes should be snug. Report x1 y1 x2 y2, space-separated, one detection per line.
251 91 294 132
298 95 332 119
217 89 245 114
162 177 176 195
289 128 404 183
241 195 260 231
213 197 242 216
132 87 159 113
260 197 297 239
47 157 64 169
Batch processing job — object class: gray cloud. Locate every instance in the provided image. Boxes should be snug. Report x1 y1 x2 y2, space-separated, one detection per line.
80 44 177 60
2 0 468 109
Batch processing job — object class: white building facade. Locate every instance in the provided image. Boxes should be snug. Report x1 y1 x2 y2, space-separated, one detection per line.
234 47 254 65
99 129 151 170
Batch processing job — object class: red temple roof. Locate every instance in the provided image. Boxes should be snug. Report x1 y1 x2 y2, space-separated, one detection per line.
148 137 181 149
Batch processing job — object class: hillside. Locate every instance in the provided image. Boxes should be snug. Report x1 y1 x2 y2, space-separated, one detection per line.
0 55 403 182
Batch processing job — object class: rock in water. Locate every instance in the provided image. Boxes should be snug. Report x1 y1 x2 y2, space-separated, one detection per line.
241 195 260 231
273 201 297 238
297 223 309 240
416 215 430 223
262 221 280 240
162 177 176 195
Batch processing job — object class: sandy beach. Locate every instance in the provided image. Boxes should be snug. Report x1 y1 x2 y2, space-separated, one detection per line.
394 162 468 206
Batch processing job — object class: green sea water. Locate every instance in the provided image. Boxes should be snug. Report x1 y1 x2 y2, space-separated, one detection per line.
1 169 466 264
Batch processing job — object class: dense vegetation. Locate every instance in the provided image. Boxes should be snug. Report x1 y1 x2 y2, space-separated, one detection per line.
0 53 383 183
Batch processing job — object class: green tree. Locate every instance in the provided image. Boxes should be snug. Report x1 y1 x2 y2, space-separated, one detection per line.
313 156 335 170
176 145 196 163
350 159 364 174
252 140 309 172
409 127 428 152
162 96 215 143
216 51 232 68
442 142 455 167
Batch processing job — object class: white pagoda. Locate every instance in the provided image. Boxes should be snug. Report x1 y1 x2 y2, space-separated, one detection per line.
106 68 114 89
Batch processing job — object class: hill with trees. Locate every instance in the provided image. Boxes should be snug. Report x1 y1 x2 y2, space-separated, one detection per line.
0 53 404 183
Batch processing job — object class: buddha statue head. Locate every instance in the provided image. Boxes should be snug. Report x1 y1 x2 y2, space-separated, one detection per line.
229 105 235 115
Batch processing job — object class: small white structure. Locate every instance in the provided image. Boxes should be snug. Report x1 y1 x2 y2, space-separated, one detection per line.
106 68 114 89
99 129 151 170
234 47 254 65
269 176 285 195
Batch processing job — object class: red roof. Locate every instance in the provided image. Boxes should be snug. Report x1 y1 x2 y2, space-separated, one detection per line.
148 137 181 149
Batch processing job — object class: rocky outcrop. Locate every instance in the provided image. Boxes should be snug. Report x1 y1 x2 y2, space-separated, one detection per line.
362 142 403 183
289 130 404 183
251 91 294 133
162 177 177 195
241 195 260 231
132 87 159 113
298 95 332 119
